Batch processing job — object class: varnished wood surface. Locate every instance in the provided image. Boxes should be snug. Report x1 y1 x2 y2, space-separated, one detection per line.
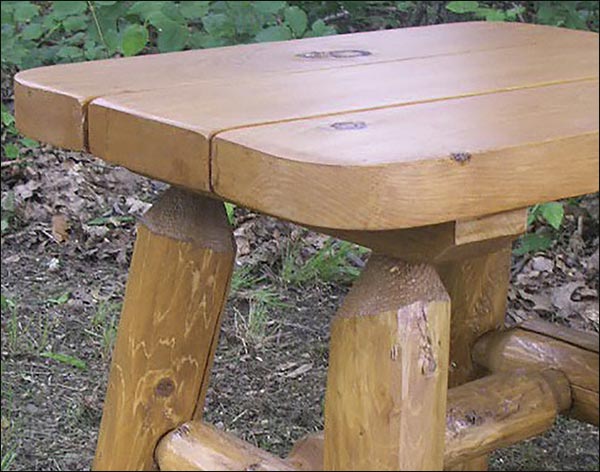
324 256 451 470
88 44 597 194
473 323 599 426
319 208 527 263
213 81 598 230
156 370 569 471
92 189 235 471
15 22 591 150
156 422 296 471
15 23 599 230
435 244 513 471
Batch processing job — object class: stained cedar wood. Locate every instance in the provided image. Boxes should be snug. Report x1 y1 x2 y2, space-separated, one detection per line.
14 23 599 230
87 42 597 192
14 22 593 149
212 81 599 230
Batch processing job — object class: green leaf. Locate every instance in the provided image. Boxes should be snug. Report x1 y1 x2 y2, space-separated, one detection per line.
481 8 507 21
527 204 540 225
540 202 564 230
446 1 480 14
224 202 235 224
41 352 87 370
284 6 308 37
48 292 70 305
255 25 292 42
21 22 44 40
3 144 19 159
254 1 287 15
179 1 209 19
1 294 15 311
57 45 82 60
19 137 39 148
121 24 148 56
309 19 336 37
148 13 189 52
1 106 15 127
397 1 416 13
53 1 88 18
1 219 9 234
87 215 135 226
62 14 88 32
514 233 553 255
128 1 166 21
95 1 118 5
13 2 40 23
202 13 236 38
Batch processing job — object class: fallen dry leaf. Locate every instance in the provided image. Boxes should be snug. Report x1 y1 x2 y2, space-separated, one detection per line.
51 214 70 243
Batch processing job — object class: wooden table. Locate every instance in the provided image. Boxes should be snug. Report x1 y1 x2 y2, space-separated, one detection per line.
15 21 599 471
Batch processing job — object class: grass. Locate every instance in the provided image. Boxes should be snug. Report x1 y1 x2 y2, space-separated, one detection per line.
232 285 289 346
1 364 16 472
40 352 87 370
1 294 19 352
280 238 367 286
89 300 120 358
1 449 16 471
231 265 266 294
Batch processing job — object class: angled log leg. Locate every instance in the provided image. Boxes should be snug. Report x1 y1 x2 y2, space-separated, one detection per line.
435 244 512 471
324 256 451 471
93 188 235 471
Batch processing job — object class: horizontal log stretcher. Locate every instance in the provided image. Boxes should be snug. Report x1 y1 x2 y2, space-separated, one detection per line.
155 367 576 471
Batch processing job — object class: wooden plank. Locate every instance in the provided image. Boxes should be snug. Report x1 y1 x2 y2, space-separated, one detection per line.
285 371 571 471
87 42 598 193
156 422 296 471
93 189 235 471
473 326 600 426
15 22 594 150
316 209 527 263
213 81 598 230
324 256 451 470
454 208 528 245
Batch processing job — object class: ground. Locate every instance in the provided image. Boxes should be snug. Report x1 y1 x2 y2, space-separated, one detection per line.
1 143 598 470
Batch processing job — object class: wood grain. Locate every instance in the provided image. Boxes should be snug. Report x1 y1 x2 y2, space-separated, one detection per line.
15 22 594 150
454 208 528 246
436 246 512 388
156 422 295 471
435 244 513 471
315 208 527 263
284 371 570 471
87 42 598 192
92 188 235 471
324 256 451 470
213 81 598 230
473 324 599 426
520 319 599 353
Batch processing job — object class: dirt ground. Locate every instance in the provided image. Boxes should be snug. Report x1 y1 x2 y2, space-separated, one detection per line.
1 145 599 469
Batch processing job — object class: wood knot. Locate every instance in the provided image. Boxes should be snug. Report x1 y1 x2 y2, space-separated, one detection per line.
330 121 367 130
296 49 372 59
450 152 472 164
155 378 175 397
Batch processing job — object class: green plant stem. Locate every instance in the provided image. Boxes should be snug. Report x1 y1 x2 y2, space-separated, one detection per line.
87 1 110 58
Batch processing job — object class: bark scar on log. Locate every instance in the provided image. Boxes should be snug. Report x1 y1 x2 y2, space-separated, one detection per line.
415 303 437 375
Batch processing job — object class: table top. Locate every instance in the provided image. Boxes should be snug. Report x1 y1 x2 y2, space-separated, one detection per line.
15 22 599 231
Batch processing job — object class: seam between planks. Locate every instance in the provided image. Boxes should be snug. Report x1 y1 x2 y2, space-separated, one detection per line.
204 77 599 192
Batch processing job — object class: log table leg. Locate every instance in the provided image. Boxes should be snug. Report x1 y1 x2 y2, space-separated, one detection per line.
323 256 451 471
435 244 512 471
93 188 235 471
